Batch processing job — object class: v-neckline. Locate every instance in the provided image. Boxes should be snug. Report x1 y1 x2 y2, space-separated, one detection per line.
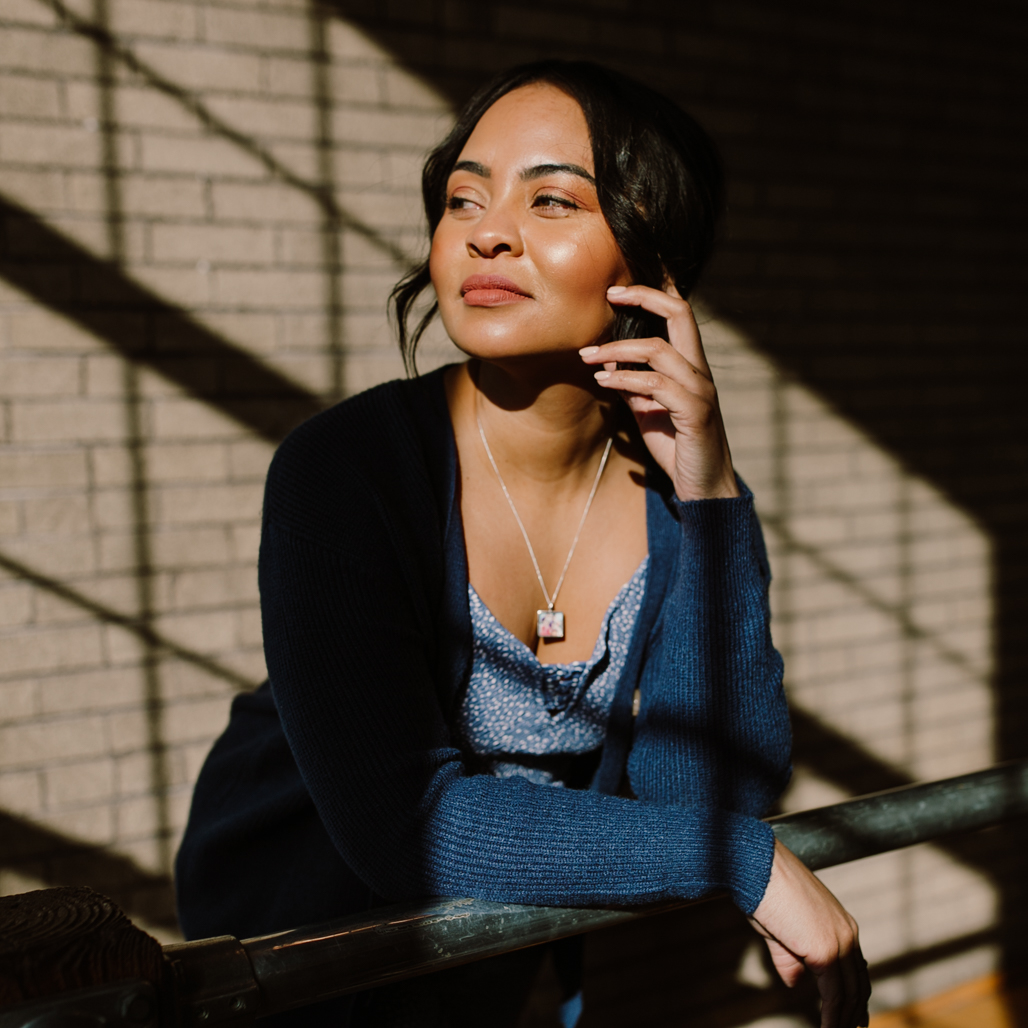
467 555 650 672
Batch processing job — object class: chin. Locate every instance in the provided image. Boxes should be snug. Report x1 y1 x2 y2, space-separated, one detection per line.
441 309 613 363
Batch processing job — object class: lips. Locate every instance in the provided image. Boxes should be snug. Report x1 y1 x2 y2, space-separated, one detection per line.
460 274 532 307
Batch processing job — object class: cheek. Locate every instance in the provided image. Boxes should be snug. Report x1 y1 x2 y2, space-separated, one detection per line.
544 234 626 315
429 228 461 324
428 227 452 294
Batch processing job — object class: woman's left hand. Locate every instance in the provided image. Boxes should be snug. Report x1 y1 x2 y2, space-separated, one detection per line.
580 283 738 502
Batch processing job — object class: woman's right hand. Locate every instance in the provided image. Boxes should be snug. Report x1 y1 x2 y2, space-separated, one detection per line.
749 839 871 1028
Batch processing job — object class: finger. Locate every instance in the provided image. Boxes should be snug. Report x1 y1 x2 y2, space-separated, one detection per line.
580 337 711 387
606 285 710 374
856 948 871 1027
592 368 714 425
815 962 845 1028
838 949 860 1027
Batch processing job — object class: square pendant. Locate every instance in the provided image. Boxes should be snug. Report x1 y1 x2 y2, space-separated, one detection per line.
536 609 565 639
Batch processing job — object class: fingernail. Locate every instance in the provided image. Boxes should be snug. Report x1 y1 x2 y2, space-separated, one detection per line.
594 370 611 381
606 285 627 295
579 346 600 356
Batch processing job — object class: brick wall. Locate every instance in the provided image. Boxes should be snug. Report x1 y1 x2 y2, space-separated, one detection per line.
0 0 1024 1024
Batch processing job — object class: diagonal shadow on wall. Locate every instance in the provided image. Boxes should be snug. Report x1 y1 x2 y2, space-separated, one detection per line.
0 193 324 442
0 810 178 930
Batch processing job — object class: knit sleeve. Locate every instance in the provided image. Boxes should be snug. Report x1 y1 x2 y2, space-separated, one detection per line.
626 482 793 822
260 475 778 915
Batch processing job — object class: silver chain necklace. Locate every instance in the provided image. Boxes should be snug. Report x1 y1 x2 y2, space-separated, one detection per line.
476 411 613 641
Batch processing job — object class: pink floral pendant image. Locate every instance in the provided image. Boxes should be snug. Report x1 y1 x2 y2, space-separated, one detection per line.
536 609 565 639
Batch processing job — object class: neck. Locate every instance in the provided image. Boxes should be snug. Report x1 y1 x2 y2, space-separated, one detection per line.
471 354 614 483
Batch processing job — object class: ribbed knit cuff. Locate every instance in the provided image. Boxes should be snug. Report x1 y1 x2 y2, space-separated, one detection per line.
671 477 755 527
663 809 776 916
725 816 776 915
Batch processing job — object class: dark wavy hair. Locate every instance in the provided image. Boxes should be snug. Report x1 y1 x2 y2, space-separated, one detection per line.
390 60 725 375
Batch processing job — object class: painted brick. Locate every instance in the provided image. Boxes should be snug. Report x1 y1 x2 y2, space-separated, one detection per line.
0 502 19 535
204 95 317 141
156 482 263 525
130 264 212 306
213 268 325 307
332 106 450 149
0 585 31 628
45 758 115 807
40 666 142 715
139 131 267 177
202 7 308 51
0 0 58 26
325 18 392 61
210 180 323 223
41 802 114 846
160 657 239 700
151 223 275 264
150 526 231 569
12 400 127 442
145 442 230 483
235 605 262 647
0 768 42 815
227 522 260 562
0 534 97 577
219 647 265 683
169 567 257 609
0 450 88 488
65 83 194 133
113 793 163 838
115 749 161 795
0 28 95 76
150 398 251 442
91 489 135 531
167 311 278 355
0 73 61 118
226 439 273 479
6 309 126 354
107 0 198 40
66 171 207 218
256 140 315 182
83 354 133 399
0 712 107 769
0 677 37 721
2 357 81 397
154 608 237 652
0 167 65 211
133 42 262 93
22 494 90 535
381 65 447 110
162 695 231 744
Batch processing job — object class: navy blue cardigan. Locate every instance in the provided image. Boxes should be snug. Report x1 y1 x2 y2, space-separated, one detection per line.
176 368 791 944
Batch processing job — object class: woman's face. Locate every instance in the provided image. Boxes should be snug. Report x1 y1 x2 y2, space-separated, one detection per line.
429 83 631 361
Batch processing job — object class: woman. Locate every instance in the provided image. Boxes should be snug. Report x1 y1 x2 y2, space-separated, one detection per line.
177 60 870 1028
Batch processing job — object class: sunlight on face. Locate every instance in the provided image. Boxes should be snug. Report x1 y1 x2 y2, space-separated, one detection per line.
429 83 630 360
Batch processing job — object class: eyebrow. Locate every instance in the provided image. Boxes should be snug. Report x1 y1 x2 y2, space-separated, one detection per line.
451 160 595 185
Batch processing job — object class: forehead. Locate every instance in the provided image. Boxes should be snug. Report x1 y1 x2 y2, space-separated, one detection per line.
456 83 594 175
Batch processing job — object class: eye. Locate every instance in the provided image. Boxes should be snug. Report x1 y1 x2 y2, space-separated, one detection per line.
532 194 580 213
446 195 480 212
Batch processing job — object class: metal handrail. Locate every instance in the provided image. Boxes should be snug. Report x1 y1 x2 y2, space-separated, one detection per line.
151 760 1028 1023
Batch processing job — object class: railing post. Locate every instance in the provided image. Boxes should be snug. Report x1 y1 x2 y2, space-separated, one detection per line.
0 887 165 1028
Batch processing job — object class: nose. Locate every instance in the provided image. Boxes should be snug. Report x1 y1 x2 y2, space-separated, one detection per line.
465 197 523 259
